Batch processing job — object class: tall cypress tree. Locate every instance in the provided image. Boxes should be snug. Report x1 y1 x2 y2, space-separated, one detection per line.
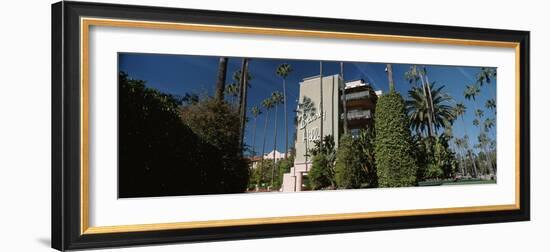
374 92 418 187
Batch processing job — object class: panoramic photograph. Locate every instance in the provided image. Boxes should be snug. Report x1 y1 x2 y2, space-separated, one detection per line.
117 53 497 198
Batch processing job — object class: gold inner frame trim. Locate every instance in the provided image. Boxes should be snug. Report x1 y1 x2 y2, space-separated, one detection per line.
80 17 522 235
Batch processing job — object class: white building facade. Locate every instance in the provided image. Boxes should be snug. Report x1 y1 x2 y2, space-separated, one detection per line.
282 74 342 192
282 75 379 192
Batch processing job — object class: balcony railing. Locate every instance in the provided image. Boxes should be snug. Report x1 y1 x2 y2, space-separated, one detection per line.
346 109 372 120
344 91 370 101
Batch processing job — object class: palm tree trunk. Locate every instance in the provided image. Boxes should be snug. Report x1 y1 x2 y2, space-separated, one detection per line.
469 150 478 178
283 78 288 159
485 145 495 175
341 62 348 134
419 72 434 137
261 110 270 162
462 150 468 176
460 151 466 176
462 116 477 178
215 57 228 101
386 64 395 92
271 105 279 187
474 99 492 176
423 73 436 134
252 117 257 156
238 59 249 152
319 62 324 148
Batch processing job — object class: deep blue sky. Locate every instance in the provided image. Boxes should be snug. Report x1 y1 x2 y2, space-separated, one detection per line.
119 53 496 155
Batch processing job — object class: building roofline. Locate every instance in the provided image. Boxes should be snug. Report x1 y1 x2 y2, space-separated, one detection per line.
345 78 365 84
301 74 339 82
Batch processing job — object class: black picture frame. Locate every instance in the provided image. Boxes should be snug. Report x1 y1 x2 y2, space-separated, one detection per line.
52 1 530 251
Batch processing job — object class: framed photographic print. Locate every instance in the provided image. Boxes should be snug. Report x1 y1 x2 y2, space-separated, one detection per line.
52 1 530 250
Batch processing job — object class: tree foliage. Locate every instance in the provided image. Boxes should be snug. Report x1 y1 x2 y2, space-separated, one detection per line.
374 92 418 187
309 135 337 190
250 157 292 191
357 128 378 188
274 158 293 189
250 159 274 189
406 83 455 135
181 97 250 193
119 72 223 197
429 136 457 179
119 71 249 197
335 134 366 189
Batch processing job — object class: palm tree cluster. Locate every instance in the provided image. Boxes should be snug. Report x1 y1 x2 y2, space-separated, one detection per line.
404 65 497 181
247 63 295 190
450 68 496 178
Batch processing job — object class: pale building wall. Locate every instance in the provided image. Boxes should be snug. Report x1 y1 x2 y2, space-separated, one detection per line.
282 172 296 192
263 150 285 161
293 74 342 172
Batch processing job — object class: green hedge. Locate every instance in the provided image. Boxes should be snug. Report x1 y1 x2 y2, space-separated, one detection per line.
374 92 418 187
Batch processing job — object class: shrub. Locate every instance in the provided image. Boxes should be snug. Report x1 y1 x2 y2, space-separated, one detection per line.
374 92 418 187
309 153 333 189
249 159 273 189
357 128 378 188
309 135 336 189
424 163 444 179
432 136 457 179
335 134 366 189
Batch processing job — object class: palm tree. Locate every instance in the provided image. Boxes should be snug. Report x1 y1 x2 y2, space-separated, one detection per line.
233 67 253 111
215 57 228 101
453 137 466 176
270 91 284 187
296 96 317 172
407 87 429 135
473 67 497 176
340 62 348 134
232 69 253 86
473 108 490 172
261 98 274 162
484 117 496 141
453 103 478 177
476 67 496 87
250 106 262 156
405 65 435 137
464 84 481 106
406 84 455 136
473 118 480 128
404 65 421 88
276 63 293 159
386 64 395 92
454 103 467 126
475 109 484 119
225 83 239 106
462 136 478 177
477 132 495 175
237 59 250 151
464 83 482 152
484 117 495 132
485 98 496 114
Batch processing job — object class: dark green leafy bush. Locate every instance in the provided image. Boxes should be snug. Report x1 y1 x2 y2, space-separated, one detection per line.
374 92 418 187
